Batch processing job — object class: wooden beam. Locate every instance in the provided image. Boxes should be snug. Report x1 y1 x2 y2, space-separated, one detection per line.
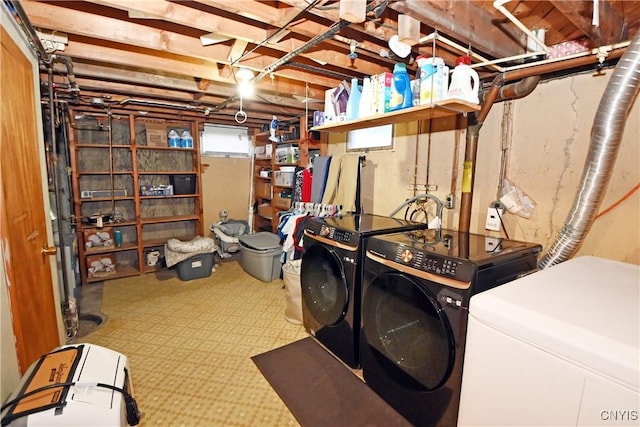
339 0 366 23
390 0 527 58
82 0 388 73
227 39 249 63
398 14 420 46
550 0 627 46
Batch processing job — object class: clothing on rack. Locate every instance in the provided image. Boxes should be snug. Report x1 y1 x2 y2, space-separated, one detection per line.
311 156 332 203
292 166 304 202
321 153 360 212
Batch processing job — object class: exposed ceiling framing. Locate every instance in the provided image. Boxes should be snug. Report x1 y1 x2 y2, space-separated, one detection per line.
14 0 640 132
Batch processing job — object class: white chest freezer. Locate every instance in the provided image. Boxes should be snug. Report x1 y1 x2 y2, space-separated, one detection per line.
458 256 639 427
1 344 140 427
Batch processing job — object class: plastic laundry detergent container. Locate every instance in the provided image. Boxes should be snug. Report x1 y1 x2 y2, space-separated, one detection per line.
389 62 413 111
239 232 282 282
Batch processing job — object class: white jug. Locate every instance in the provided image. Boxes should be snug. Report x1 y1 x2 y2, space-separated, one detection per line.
448 56 479 104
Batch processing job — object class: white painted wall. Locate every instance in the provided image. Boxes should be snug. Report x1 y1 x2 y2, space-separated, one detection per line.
327 70 639 264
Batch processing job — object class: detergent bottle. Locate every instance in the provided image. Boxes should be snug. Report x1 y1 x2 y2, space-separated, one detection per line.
358 77 373 117
389 62 412 111
346 77 361 120
448 56 480 104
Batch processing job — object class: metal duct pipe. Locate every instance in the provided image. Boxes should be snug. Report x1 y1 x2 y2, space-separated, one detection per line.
457 43 628 233
538 31 640 269
459 75 540 232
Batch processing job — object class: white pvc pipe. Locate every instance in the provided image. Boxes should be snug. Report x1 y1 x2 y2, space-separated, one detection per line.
493 0 550 52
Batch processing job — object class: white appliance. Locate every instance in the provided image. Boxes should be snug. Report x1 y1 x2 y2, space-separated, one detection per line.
458 256 639 426
1 344 139 426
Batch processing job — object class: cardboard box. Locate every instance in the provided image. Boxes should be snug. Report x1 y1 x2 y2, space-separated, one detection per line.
273 193 292 210
375 72 393 114
255 181 272 199
257 203 271 218
145 123 167 147
86 254 116 278
83 228 114 252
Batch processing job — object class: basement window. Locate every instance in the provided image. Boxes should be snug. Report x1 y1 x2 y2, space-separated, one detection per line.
200 124 250 157
346 124 393 151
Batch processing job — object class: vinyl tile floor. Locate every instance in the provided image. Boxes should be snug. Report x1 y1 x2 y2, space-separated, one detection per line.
76 259 308 426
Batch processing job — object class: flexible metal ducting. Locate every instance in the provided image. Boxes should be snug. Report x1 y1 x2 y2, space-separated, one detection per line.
538 31 640 268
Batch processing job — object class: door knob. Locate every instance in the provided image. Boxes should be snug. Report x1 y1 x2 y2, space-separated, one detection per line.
41 246 57 256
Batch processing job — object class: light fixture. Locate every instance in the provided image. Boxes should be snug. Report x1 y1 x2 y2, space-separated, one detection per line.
388 35 411 58
236 67 255 98
236 67 254 81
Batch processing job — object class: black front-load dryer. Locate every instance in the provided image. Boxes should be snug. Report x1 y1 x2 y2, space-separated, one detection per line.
300 214 429 368
361 229 541 426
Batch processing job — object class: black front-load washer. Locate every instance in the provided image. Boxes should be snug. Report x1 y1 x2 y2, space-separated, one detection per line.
300 213 429 368
361 229 541 426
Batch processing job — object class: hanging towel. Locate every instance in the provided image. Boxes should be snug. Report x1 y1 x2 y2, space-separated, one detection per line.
311 156 332 203
321 153 360 212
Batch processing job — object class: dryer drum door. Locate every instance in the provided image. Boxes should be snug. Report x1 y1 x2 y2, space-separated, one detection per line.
363 272 455 391
300 244 348 327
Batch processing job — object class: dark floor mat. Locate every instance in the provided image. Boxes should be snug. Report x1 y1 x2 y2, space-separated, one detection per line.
252 337 412 427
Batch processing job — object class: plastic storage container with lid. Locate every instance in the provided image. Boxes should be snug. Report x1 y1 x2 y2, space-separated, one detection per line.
239 232 282 282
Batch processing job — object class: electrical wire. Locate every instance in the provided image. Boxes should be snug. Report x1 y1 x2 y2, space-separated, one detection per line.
496 208 510 239
594 182 640 220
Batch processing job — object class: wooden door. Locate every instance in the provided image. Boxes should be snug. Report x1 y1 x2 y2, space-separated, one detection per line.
1 26 61 373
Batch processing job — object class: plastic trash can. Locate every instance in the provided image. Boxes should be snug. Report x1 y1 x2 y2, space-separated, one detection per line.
239 232 282 282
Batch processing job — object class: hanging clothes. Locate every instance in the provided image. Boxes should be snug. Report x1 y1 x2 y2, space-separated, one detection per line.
321 153 360 212
311 156 332 203
292 166 305 202
301 168 313 202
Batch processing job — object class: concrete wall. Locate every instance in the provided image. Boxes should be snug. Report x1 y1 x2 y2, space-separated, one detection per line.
327 70 639 264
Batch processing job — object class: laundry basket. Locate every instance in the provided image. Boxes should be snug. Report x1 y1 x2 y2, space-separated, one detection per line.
282 259 302 324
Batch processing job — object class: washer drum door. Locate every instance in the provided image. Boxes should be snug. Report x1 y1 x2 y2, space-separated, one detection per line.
300 244 348 332
362 271 455 390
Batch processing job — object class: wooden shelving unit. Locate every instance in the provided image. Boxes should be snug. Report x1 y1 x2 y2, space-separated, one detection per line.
68 109 204 284
310 99 481 132
253 116 327 233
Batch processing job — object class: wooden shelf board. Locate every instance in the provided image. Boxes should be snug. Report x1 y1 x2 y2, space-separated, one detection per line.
75 144 131 148
310 99 481 133
86 265 139 283
141 215 199 225
79 221 137 229
78 171 133 175
140 194 199 199
138 171 196 175
136 146 195 152
142 235 196 248
80 196 134 202
84 242 138 254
